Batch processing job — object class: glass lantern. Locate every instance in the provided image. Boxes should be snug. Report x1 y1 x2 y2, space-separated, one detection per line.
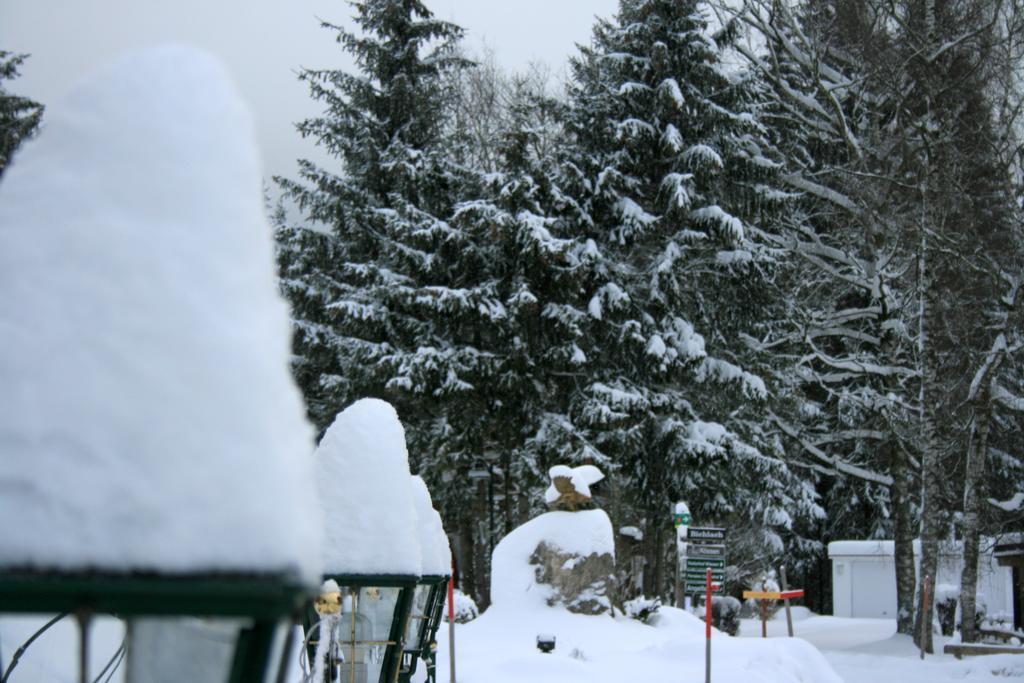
303 576 416 683
0 571 310 683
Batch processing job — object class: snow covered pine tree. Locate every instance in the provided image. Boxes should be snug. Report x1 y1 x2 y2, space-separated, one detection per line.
558 0 820 595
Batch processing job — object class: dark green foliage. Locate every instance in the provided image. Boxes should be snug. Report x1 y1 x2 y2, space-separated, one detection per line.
275 0 476 430
558 0 822 593
0 51 43 178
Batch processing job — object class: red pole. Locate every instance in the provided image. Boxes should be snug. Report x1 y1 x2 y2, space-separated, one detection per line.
705 567 712 683
447 574 455 622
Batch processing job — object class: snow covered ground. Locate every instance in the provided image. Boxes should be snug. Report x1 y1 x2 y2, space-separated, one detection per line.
736 612 1024 682
5 607 1024 681
424 607 1024 683
431 604 839 683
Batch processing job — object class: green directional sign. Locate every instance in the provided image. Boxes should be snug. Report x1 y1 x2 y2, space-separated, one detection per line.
673 512 692 527
685 582 721 593
686 558 725 570
685 571 724 583
685 543 726 558
687 527 726 542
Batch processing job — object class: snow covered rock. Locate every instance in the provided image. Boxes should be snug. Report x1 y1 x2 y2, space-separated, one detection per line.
544 464 605 511
0 45 320 580
492 509 616 615
314 398 421 577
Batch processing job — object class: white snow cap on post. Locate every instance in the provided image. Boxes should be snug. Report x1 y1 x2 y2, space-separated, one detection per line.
411 476 452 576
0 45 321 580
544 464 605 505
315 399 422 576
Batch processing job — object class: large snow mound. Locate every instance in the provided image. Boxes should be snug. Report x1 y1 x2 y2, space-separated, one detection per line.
435 605 843 683
411 475 452 576
0 45 321 580
491 509 614 609
315 399 421 576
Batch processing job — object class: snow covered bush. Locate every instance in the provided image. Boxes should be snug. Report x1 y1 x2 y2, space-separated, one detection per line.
623 596 661 623
694 596 741 637
934 584 959 636
442 588 479 624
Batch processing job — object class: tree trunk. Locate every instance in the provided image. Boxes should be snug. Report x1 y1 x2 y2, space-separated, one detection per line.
914 412 941 654
475 479 492 610
912 162 938 654
457 520 478 604
891 443 917 635
501 452 514 536
960 379 996 642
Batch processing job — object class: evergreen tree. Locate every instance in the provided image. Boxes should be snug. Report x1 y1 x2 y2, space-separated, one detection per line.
560 0 820 595
0 51 43 178
425 87 607 603
277 2 597 606
275 0 475 430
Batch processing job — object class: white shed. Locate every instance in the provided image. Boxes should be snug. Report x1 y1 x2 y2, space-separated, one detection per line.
828 540 1013 620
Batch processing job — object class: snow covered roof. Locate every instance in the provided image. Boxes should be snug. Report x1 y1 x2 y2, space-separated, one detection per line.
0 46 321 580
828 539 982 558
827 541 899 558
411 476 452 577
314 399 421 576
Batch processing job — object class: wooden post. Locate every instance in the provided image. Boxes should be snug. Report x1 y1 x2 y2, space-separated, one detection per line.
780 566 794 637
705 568 712 683
760 579 767 638
448 573 456 683
919 575 931 660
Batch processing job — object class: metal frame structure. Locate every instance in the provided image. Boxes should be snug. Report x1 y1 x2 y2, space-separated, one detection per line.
397 575 448 683
0 570 311 683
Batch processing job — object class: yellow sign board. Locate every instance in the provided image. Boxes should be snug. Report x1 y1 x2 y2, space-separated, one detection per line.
742 589 804 601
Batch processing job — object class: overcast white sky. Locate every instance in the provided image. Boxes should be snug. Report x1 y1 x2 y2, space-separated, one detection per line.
0 0 618 183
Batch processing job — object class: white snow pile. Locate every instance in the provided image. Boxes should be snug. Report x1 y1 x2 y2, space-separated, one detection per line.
314 398 421 576
453 498 841 683
544 464 605 506
490 509 615 610
411 475 452 576
436 602 842 683
0 45 320 580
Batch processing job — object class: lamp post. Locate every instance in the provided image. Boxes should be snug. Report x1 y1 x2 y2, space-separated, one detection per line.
303 399 428 683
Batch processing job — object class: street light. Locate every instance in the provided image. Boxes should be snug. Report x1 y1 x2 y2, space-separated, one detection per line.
304 399 424 683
